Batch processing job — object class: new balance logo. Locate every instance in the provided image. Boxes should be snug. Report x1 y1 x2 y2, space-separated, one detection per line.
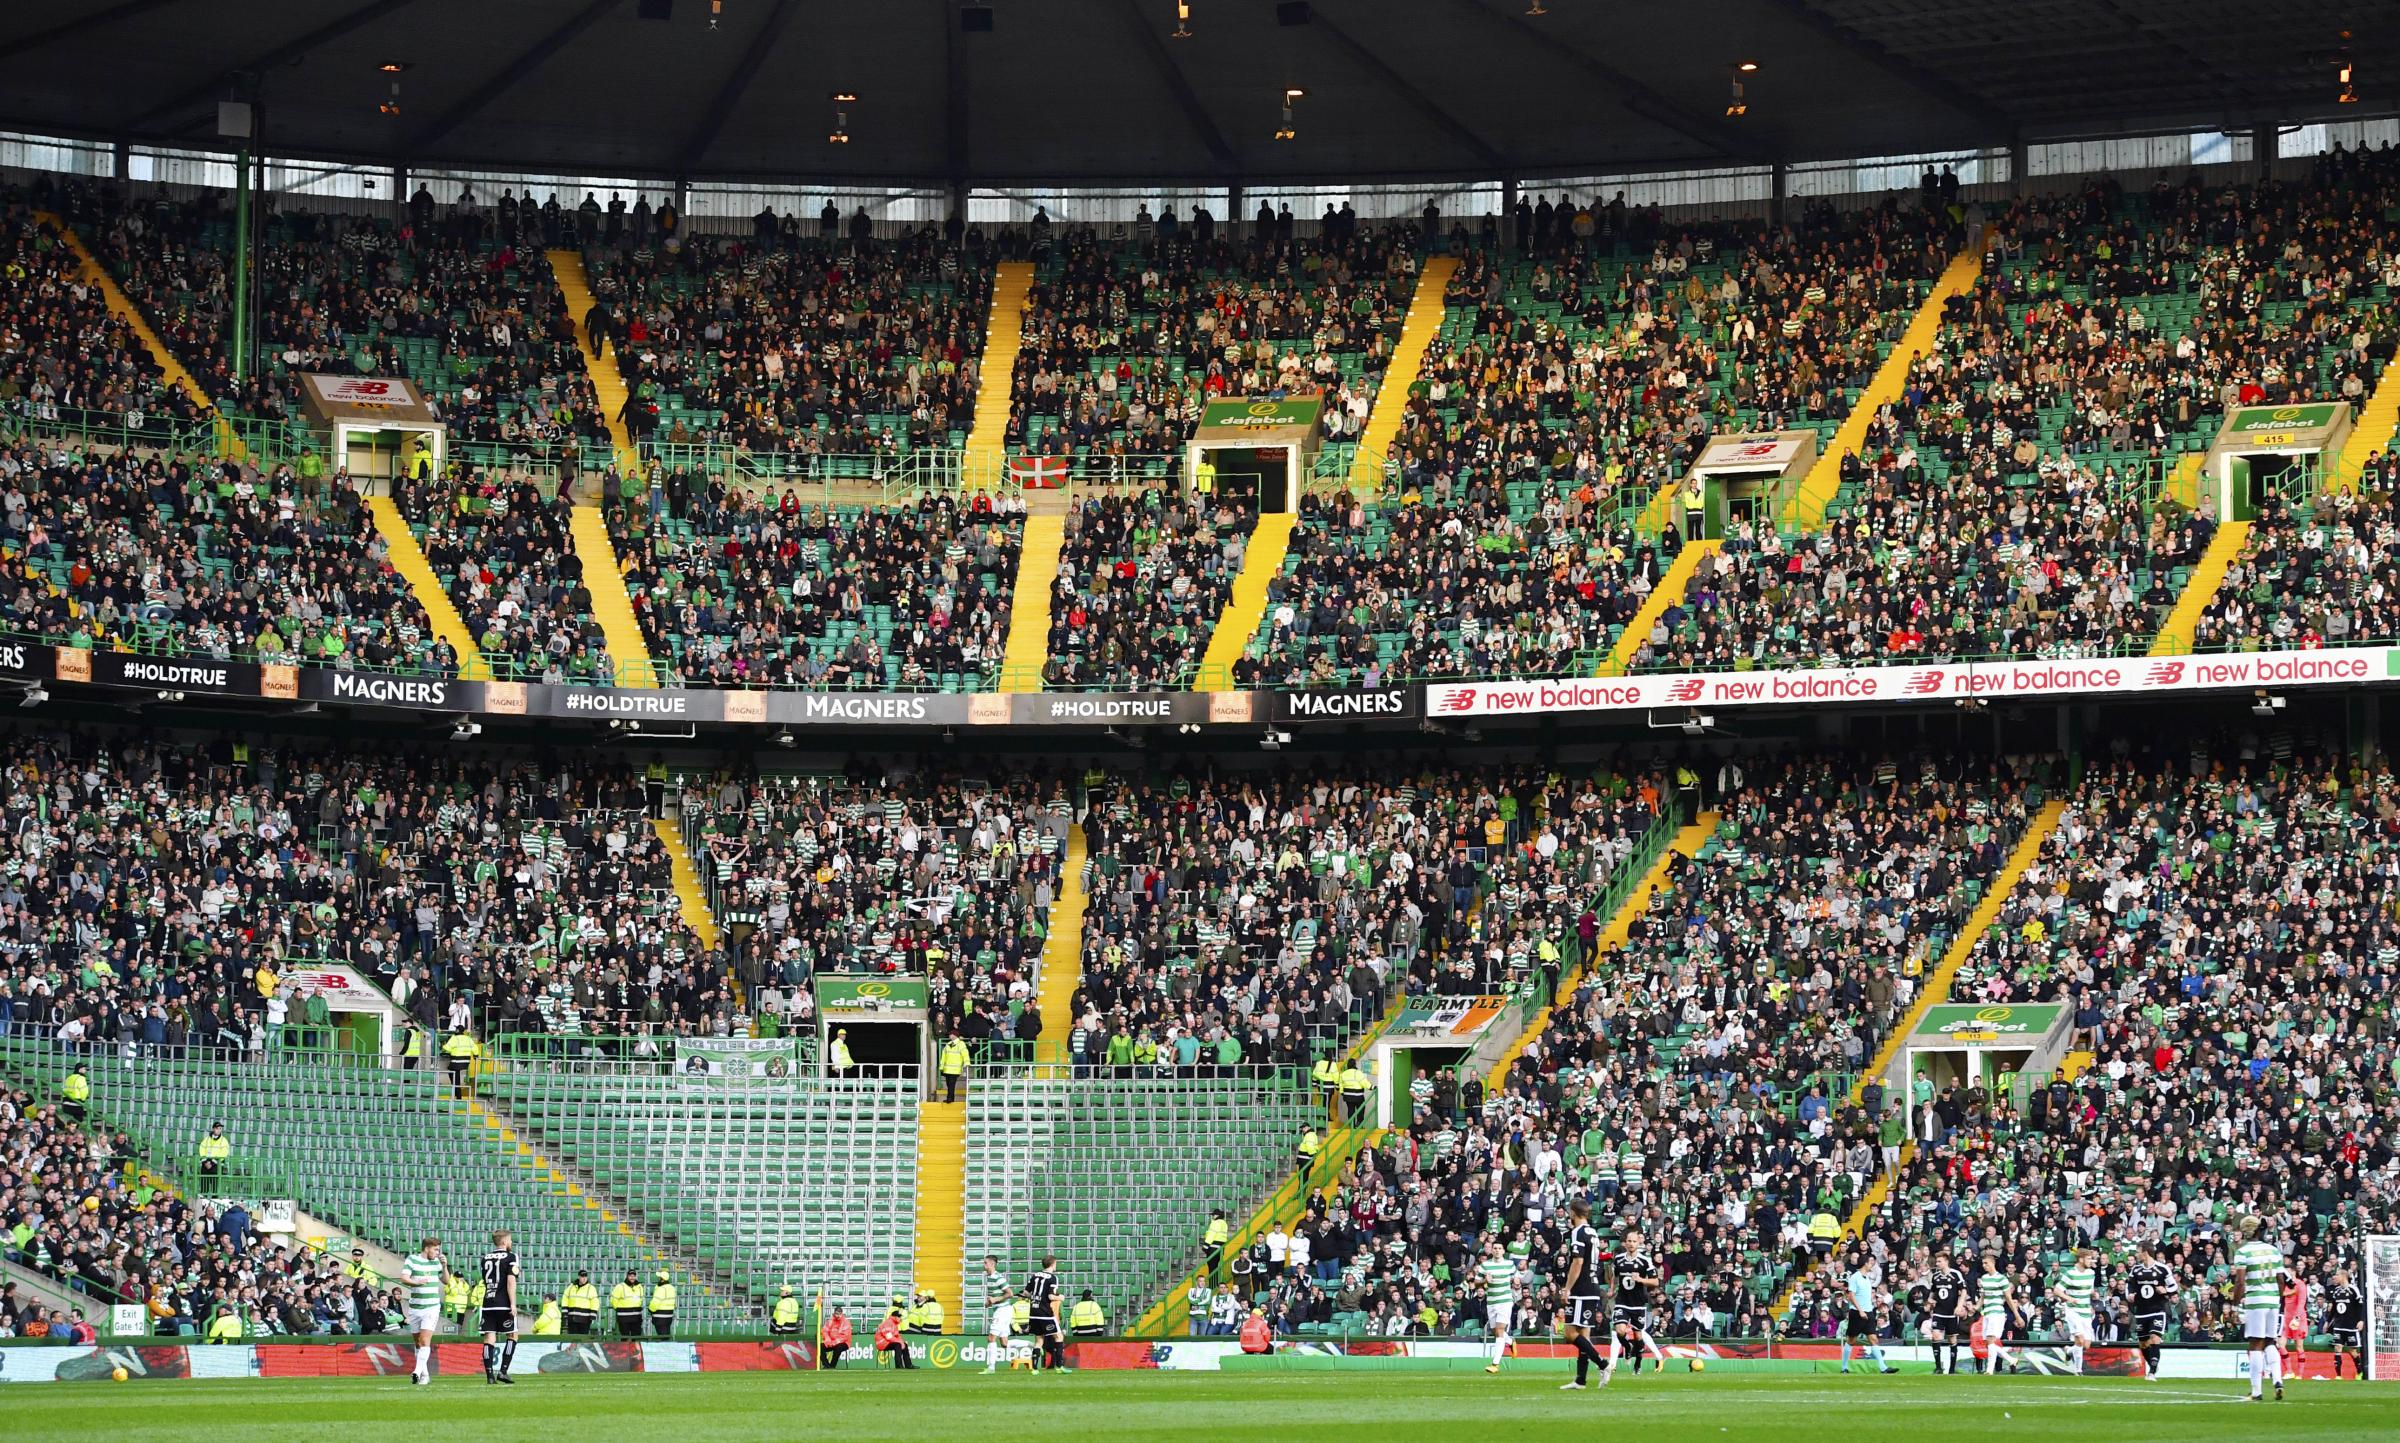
2143 661 2184 685
1436 692 1475 714
1664 678 1705 702
1902 671 1943 696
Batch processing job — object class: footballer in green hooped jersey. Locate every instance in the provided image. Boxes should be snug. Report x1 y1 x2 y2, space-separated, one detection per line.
2233 1218 2291 1402
403 1238 446 1385
1479 1240 1520 1373
1976 1254 2014 1375
2051 1249 2098 1373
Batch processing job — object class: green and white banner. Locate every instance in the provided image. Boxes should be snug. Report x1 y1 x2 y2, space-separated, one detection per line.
1910 1003 2067 1044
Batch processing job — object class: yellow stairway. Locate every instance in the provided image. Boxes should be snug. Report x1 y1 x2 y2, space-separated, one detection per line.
913 1099 968 1332
567 504 660 687
965 261 1035 483
1349 255 1457 493
38 209 244 460
1490 810 1718 1088
1032 822 1089 1064
650 818 723 953
1780 243 1986 531
1596 539 1719 677
546 248 660 687
2146 520 2249 657
1768 797 2068 1319
997 512 1065 692
2330 343 2400 492
546 248 643 477
364 495 491 681
1191 511 1297 692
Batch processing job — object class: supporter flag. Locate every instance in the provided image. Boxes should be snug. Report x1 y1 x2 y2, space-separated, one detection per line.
1010 455 1067 489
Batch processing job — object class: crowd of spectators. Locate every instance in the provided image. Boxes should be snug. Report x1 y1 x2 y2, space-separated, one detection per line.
1793 739 2400 1346
1072 761 1665 1097
586 229 991 459
407 467 613 682
1042 491 1236 689
0 730 728 1053
1229 752 2044 1338
1008 222 1416 461
1243 483 1665 685
79 187 611 462
0 1082 410 1338
679 762 1070 1042
2196 473 2400 651
0 193 217 446
0 441 460 674
616 478 1024 689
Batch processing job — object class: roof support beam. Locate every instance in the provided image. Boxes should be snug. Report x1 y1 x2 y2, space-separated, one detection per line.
676 0 801 173
1754 0 2020 140
1448 0 1770 164
404 0 616 158
0 0 189 63
123 0 423 133
1311 10 1504 171
944 0 969 186
1114 0 1236 174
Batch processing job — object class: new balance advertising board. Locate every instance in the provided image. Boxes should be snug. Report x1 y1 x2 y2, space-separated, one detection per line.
1424 647 2396 718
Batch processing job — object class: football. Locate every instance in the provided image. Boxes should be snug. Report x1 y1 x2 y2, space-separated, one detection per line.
111 1367 129 1383
1688 1358 1706 1373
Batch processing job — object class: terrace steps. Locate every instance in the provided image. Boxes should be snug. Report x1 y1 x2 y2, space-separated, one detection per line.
1031 823 1090 1066
1779 242 1986 531
1349 255 1457 493
1769 797 2069 1319
36 210 245 461
1488 810 1718 1089
965 262 1036 480
998 512 1067 692
548 248 662 687
2147 521 2250 657
2329 340 2400 492
1596 539 1720 677
362 495 492 681
1193 512 1298 692
911 1100 969 1332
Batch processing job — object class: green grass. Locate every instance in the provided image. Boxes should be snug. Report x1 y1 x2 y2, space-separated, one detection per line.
12 1370 2397 1442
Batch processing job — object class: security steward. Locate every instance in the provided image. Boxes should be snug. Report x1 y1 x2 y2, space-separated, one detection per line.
1202 1210 1231 1281
561 1270 601 1335
610 1270 646 1336
938 1032 971 1104
1310 1051 1340 1112
532 1296 563 1335
1339 1059 1371 1122
647 1268 678 1337
770 1286 804 1335
1069 1290 1106 1338
442 1269 471 1334
60 1064 89 1124
1294 1125 1322 1175
198 1122 230 1178
910 1288 944 1335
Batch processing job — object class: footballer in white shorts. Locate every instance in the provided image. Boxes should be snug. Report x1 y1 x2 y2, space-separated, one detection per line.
405 1305 442 1337
2063 1311 2095 1346
1488 1301 1514 1337
2242 1308 2282 1342
989 1303 1015 1339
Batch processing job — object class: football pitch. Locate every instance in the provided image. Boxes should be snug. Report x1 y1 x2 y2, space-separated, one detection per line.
13 1370 2400 1442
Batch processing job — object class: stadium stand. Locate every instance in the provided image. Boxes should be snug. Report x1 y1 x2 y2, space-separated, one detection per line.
1797 741 2400 1346
488 1066 918 1323
1233 754 2049 1338
1006 217 1414 471
962 1067 1321 1327
676 764 1071 1041
613 481 1025 690
2195 467 2400 652
0 1076 414 1337
0 731 722 1049
1042 491 1237 690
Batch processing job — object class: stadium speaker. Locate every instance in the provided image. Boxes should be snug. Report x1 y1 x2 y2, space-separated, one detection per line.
1276 2 1311 24
960 5 994 30
637 0 672 18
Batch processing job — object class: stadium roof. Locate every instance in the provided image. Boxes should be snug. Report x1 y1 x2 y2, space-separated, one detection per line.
2 0 2390 187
